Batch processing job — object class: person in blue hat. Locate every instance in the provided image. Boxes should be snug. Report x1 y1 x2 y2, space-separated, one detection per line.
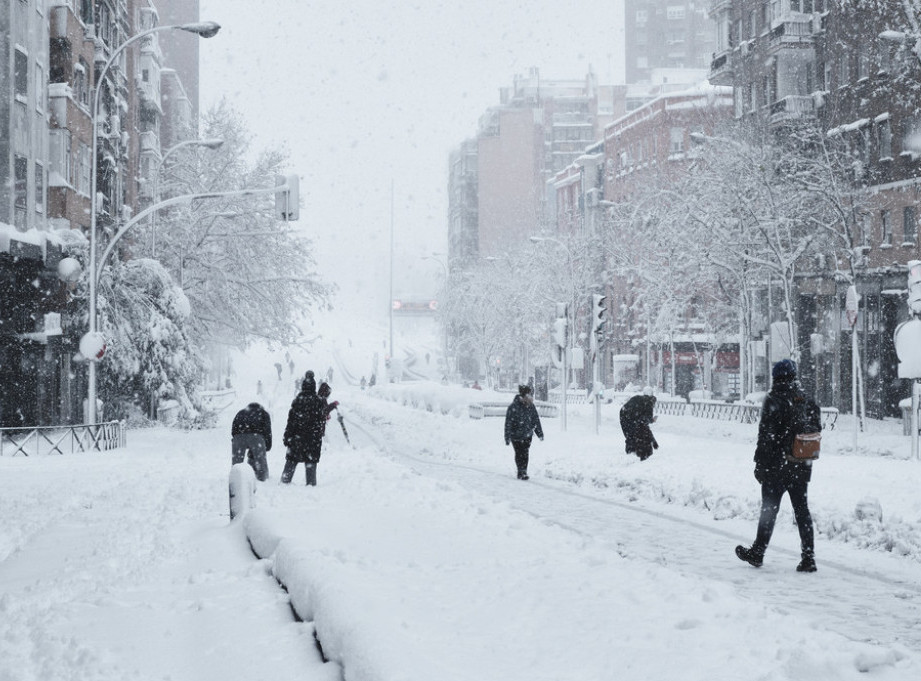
736 359 820 572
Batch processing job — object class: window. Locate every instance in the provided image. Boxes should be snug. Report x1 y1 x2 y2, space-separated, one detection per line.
34 162 44 213
75 58 89 107
879 41 893 74
667 6 686 20
878 119 892 159
76 143 91 197
636 9 648 25
838 55 850 87
50 129 73 185
881 209 892 246
669 127 684 153
14 155 28 228
749 10 757 38
34 63 44 110
904 206 917 244
14 48 28 99
857 45 870 80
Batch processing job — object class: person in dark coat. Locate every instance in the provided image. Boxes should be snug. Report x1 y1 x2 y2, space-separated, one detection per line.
504 385 544 480
317 381 340 437
231 402 272 481
281 371 328 486
736 359 819 573
619 387 658 460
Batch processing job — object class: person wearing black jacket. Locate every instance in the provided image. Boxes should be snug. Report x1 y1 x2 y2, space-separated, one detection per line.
504 385 544 480
736 359 819 573
619 387 658 460
281 371 328 486
231 402 272 481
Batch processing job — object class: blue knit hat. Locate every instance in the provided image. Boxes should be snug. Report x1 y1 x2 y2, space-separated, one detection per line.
772 359 797 380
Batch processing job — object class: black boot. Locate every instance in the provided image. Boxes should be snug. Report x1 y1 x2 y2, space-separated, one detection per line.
516 468 529 480
305 462 317 486
796 554 817 572
735 545 763 568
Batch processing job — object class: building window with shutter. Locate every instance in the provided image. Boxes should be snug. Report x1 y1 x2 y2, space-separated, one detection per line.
14 48 29 101
881 209 892 246
904 206 917 244
34 161 44 213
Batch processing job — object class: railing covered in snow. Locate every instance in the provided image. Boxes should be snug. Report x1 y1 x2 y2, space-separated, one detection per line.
0 421 126 457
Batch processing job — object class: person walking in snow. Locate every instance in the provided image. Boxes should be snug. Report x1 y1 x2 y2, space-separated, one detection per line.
281 371 328 486
736 359 820 573
231 402 272 481
504 385 544 480
619 387 658 461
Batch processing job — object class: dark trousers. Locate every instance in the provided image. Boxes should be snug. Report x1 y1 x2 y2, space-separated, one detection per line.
753 477 814 558
281 459 317 486
512 440 531 476
231 433 268 481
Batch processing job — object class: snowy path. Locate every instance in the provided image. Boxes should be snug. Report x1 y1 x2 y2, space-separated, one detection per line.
342 397 921 652
385 443 921 650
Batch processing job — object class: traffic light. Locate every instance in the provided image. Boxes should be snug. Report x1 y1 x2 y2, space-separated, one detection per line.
274 174 300 221
591 294 607 337
908 259 921 316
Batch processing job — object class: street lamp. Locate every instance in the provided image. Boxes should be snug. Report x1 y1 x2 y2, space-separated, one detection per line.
421 254 450 377
530 235 575 431
86 21 221 424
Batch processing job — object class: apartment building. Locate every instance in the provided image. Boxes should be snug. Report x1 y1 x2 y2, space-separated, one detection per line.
708 0 920 416
625 0 717 83
547 85 734 394
448 68 623 263
1 0 202 427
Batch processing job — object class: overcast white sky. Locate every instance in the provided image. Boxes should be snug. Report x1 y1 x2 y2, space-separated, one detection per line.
199 0 626 323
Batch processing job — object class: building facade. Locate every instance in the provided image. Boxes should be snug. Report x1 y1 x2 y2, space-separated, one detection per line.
625 0 717 83
708 0 920 416
1 0 203 427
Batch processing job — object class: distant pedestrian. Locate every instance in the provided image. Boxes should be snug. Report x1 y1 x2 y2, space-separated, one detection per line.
231 402 272 481
619 387 658 460
504 385 544 480
736 359 821 573
369 373 376 387
360 376 367 390
274 362 283 380
281 371 328 486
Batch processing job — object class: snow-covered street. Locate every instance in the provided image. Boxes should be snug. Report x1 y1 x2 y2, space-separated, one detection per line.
2 345 919 680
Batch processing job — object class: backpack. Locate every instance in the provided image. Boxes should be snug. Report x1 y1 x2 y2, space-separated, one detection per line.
788 394 822 462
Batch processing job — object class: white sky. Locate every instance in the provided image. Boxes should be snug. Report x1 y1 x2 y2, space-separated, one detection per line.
198 0 626 324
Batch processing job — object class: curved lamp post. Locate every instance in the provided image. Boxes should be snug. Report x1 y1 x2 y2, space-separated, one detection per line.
86 21 220 425
150 137 224 254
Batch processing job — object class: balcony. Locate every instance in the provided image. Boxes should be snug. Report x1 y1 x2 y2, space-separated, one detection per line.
709 50 733 86
769 95 816 124
139 130 161 155
766 20 814 52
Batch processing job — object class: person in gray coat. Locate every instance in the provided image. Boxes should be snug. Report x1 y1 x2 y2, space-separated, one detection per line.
504 385 544 480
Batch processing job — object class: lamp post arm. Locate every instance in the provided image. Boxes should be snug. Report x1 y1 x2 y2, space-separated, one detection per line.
89 23 216 334
94 184 293 286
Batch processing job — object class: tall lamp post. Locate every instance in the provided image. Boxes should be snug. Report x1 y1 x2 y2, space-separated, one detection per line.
86 21 221 424
530 235 576 430
421 254 449 376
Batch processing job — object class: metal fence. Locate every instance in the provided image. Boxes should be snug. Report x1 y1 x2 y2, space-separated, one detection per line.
0 421 126 457
469 401 559 419
657 400 839 430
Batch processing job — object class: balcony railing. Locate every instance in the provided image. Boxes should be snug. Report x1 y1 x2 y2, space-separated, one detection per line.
769 95 816 123
767 20 814 49
709 50 733 85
